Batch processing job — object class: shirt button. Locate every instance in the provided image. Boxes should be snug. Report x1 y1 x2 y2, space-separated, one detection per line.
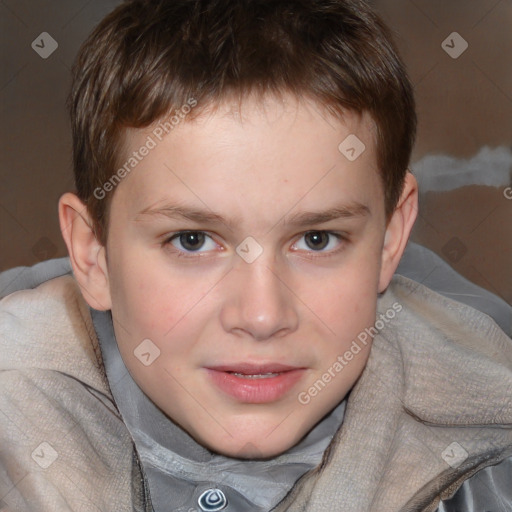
197 488 228 511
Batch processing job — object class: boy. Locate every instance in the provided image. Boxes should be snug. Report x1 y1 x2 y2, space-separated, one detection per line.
1 0 511 510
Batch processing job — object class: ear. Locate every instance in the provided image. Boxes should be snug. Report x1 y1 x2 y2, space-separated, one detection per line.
378 172 418 293
58 192 112 310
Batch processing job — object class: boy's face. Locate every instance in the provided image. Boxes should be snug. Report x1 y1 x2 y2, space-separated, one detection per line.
95 96 397 458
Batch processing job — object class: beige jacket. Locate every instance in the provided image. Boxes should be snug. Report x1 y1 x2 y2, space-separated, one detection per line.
1 274 511 511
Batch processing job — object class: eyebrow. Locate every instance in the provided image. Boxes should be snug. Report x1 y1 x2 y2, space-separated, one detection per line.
135 204 229 225
135 201 370 228
283 203 371 227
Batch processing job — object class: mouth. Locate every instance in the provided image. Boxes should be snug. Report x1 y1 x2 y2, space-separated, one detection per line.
205 363 306 403
226 372 281 379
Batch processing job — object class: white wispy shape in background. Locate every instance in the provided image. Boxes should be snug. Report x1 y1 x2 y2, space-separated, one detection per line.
412 146 512 192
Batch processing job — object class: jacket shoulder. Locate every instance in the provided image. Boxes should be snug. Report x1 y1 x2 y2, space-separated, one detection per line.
384 274 512 364
0 274 110 395
0 275 136 511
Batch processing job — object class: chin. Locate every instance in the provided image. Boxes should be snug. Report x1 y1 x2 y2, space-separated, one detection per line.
194 426 302 460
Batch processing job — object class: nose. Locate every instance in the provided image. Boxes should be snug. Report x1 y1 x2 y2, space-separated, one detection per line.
219 254 299 341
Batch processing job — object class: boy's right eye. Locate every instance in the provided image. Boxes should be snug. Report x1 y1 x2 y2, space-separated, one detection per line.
165 231 219 254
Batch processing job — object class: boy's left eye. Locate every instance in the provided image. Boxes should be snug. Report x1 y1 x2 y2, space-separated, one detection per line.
292 231 343 252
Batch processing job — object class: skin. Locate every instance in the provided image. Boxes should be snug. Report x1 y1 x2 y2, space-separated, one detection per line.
59 94 417 459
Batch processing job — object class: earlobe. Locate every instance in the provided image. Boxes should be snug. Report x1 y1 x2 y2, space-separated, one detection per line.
378 172 418 293
58 192 112 311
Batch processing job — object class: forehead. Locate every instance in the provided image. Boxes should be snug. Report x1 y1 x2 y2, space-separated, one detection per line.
113 95 384 224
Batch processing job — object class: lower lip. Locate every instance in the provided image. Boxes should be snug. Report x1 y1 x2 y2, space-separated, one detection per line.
206 369 305 403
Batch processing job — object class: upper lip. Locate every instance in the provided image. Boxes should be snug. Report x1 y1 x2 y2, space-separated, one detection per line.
207 363 303 374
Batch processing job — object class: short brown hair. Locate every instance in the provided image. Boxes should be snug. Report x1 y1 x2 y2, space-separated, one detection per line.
70 0 416 244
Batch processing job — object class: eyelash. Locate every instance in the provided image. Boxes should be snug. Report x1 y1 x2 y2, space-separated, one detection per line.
161 230 348 259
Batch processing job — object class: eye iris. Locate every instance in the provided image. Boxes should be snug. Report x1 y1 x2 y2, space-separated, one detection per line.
305 232 329 250
180 232 205 251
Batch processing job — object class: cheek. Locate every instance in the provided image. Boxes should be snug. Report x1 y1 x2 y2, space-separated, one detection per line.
108 271 204 391
109 267 165 336
107 256 221 369
320 297 376 356
318 262 380 341
108 248 183 328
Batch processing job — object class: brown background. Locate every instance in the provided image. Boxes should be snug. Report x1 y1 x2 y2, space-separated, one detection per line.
1 0 511 303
